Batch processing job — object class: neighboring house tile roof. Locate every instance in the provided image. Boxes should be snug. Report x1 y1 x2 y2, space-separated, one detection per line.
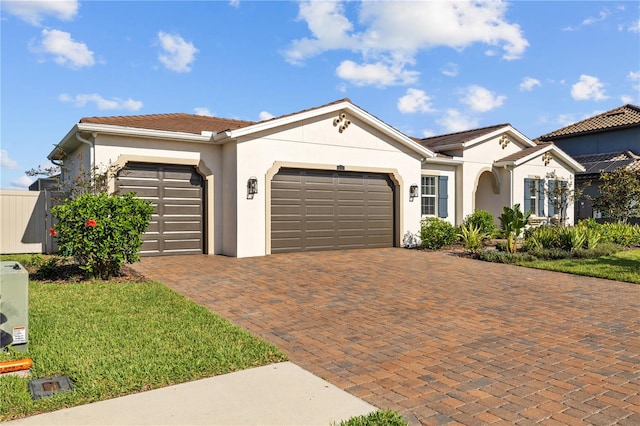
417 124 509 149
80 113 255 134
495 142 553 163
573 150 640 175
538 104 640 140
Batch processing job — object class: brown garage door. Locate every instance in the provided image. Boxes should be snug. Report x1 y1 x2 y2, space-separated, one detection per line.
116 163 204 256
271 169 395 253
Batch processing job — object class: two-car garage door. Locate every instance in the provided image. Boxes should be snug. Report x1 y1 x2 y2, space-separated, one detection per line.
271 169 395 253
116 163 204 256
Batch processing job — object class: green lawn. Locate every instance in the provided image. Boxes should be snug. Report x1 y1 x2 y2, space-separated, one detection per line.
518 249 640 284
1 279 286 421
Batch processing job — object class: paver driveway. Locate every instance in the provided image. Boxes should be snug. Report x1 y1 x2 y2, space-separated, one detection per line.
132 248 640 425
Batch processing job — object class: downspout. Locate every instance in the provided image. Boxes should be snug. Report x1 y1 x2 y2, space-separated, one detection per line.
75 132 96 185
504 164 513 207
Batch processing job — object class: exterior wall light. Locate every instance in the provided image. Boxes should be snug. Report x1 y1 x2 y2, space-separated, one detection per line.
410 184 419 198
247 177 258 195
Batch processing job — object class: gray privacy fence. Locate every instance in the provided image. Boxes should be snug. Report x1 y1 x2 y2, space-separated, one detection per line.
0 190 65 254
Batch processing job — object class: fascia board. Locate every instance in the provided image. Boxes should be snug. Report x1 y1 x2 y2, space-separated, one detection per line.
225 101 436 158
435 126 536 152
424 156 463 165
495 145 586 172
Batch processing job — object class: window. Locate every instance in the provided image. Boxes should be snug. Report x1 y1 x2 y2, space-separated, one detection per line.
529 178 539 215
421 176 436 216
524 178 545 216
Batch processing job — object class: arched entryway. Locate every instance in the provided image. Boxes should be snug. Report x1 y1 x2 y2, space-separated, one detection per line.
474 169 502 222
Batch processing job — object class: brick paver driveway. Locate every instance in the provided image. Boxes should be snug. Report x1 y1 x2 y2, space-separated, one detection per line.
132 248 640 425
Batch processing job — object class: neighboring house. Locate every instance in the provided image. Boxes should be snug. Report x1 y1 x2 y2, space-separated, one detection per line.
49 99 583 257
537 104 640 221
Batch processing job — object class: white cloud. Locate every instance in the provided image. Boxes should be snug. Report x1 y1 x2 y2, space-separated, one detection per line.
285 1 528 88
11 176 33 189
571 75 608 101
336 60 419 87
397 89 434 114
519 77 541 92
441 63 458 78
31 29 95 69
628 19 640 33
582 8 611 26
437 109 479 133
421 129 436 138
1 150 20 170
628 71 640 81
284 1 357 65
461 85 506 112
194 107 214 116
59 93 143 111
157 32 198 73
259 111 275 121
229 0 240 8
3 0 78 26
621 95 634 104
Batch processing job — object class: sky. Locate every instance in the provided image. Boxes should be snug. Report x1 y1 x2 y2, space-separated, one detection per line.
1 0 639 190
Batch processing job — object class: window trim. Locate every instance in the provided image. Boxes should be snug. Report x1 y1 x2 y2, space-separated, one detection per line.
421 175 437 216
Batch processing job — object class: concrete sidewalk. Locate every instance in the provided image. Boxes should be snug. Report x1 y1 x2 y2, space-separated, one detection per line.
7 362 377 425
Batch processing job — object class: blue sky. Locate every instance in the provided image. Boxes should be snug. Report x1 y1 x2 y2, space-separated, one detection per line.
1 0 639 189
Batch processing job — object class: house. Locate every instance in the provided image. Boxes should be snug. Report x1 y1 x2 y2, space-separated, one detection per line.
537 104 640 221
49 99 583 257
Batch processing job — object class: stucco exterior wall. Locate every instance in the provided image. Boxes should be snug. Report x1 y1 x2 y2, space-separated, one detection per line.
230 113 423 258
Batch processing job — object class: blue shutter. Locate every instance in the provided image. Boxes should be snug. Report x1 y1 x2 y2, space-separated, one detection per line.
538 179 545 216
438 176 448 218
548 180 556 217
524 178 532 214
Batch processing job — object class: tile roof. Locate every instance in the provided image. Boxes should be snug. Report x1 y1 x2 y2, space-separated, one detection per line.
80 113 255 134
417 124 509 149
573 150 640 175
495 142 553 163
538 104 640 140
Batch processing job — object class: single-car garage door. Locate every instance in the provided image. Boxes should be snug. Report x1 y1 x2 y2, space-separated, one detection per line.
271 169 395 253
116 163 204 256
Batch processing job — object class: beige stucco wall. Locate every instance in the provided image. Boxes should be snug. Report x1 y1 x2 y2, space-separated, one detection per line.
227 112 423 258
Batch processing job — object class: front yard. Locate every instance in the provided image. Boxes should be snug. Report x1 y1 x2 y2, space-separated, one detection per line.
0 260 286 421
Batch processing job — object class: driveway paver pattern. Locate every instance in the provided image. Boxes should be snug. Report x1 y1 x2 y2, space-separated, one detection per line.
132 248 640 425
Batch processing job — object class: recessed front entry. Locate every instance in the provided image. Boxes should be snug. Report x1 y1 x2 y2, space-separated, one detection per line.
115 163 204 256
270 168 395 253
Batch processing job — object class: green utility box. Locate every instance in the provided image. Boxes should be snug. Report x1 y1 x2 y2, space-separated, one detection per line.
0 261 29 352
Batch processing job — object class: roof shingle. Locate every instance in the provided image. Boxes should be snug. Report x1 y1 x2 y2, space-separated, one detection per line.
418 124 509 149
538 104 640 140
80 113 255 134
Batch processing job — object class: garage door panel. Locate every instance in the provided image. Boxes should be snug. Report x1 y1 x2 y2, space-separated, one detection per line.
116 163 204 256
271 169 394 253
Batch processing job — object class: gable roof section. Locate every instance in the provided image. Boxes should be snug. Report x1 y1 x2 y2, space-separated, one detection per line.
538 104 640 141
212 99 435 158
494 142 585 172
417 123 535 152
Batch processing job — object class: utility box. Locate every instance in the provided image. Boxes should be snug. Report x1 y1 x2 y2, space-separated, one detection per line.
0 261 29 352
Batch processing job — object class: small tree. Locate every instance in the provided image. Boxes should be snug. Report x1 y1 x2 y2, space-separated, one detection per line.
534 171 581 226
51 192 153 279
590 168 640 223
499 204 531 253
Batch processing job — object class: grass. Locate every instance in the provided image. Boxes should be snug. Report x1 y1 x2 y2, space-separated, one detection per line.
517 249 640 284
1 273 286 421
335 410 409 426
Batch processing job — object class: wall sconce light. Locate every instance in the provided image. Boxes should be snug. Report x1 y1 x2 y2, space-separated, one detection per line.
409 184 419 198
333 112 351 133
247 177 258 195
542 152 552 166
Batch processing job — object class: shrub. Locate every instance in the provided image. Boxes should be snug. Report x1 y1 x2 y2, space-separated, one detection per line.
419 217 458 250
477 250 537 264
458 223 487 253
599 223 640 247
523 226 562 251
499 204 531 253
463 209 498 238
337 410 409 426
51 192 154 279
559 227 586 252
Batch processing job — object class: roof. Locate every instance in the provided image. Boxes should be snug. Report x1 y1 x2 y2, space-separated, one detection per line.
417 124 509 149
80 113 254 134
573 150 640 175
538 104 640 140
495 142 553 163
